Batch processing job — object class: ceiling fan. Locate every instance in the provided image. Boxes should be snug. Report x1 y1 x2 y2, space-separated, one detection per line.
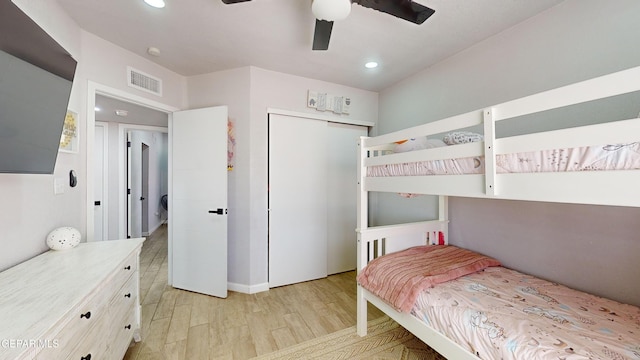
221 0 435 51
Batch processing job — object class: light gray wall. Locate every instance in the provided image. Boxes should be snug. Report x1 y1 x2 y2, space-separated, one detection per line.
186 67 252 289
377 0 640 306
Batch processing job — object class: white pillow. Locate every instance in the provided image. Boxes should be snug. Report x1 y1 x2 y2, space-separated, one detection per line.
443 131 483 145
425 138 447 148
393 137 446 153
393 137 428 153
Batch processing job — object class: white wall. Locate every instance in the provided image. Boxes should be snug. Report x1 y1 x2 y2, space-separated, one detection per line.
377 0 640 306
0 0 83 271
0 1 186 271
187 66 378 290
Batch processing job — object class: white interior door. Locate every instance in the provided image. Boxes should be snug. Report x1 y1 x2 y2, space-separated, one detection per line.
141 143 149 236
93 123 107 241
126 131 133 238
170 106 228 298
269 114 328 287
327 122 368 274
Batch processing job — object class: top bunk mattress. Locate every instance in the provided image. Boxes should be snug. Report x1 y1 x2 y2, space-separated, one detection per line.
367 142 640 177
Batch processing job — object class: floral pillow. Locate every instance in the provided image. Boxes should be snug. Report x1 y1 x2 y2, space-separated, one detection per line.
443 131 483 145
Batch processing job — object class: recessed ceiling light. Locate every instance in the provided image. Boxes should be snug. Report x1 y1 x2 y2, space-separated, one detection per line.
144 0 165 9
94 107 101 112
365 61 378 69
147 47 161 57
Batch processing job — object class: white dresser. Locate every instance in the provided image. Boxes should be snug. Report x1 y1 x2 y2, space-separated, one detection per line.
0 238 145 360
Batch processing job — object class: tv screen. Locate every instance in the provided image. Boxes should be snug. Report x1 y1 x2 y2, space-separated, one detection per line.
0 0 77 174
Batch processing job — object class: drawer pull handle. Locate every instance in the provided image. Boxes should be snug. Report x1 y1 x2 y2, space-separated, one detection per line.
81 353 91 360
124 293 131 298
124 265 131 270
125 324 132 330
80 311 91 319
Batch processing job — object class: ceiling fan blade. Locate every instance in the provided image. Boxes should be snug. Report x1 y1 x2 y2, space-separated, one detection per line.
354 0 435 24
221 0 251 4
312 19 333 51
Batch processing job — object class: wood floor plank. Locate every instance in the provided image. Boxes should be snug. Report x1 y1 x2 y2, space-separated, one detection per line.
271 326 297 350
140 317 171 354
245 311 278 356
165 304 191 343
189 293 212 327
140 302 159 339
163 339 187 360
184 324 209 359
154 288 179 320
282 312 315 342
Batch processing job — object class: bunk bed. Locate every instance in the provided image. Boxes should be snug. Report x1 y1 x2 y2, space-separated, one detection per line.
355 66 640 359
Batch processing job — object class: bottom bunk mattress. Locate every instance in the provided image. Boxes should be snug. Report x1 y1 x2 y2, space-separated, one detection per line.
357 246 640 359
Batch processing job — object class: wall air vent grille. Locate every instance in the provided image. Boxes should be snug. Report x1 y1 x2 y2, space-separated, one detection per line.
127 67 162 96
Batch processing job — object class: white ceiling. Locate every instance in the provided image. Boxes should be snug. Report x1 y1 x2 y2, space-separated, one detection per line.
95 94 168 124
57 0 564 92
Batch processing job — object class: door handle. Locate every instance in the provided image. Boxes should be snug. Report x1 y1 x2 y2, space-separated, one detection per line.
94 201 101 206
208 208 227 215
140 197 145 201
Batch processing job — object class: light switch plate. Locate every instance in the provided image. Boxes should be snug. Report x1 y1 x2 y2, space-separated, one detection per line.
54 178 65 195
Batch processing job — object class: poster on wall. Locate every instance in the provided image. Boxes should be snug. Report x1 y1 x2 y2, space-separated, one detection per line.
59 110 78 153
228 119 235 171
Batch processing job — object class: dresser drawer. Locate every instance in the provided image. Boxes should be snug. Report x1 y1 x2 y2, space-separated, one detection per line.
35 291 110 359
109 253 138 294
110 272 138 321
107 306 137 359
63 313 108 360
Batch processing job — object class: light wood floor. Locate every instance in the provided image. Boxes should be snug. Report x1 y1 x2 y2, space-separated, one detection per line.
124 225 383 360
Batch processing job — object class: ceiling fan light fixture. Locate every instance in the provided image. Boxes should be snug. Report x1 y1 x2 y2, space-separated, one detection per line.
144 0 165 9
365 61 378 69
312 0 351 21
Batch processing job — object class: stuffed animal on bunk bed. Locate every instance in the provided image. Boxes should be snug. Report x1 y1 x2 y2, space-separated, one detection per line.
393 136 446 152
392 133 483 198
393 136 446 198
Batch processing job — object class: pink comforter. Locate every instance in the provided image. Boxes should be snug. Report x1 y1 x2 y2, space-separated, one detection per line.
357 245 501 313
412 266 640 359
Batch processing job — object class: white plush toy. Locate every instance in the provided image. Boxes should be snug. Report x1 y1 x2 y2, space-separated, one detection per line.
393 136 446 153
393 136 429 152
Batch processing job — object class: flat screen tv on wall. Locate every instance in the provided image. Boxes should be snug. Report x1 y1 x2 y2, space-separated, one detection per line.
0 0 77 174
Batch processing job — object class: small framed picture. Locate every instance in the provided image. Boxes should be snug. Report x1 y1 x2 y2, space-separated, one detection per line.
59 110 78 153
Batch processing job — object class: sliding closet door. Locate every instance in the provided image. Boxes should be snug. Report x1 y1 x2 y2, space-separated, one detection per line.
269 114 328 287
327 122 368 274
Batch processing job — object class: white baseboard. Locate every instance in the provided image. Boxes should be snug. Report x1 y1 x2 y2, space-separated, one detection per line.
228 282 269 294
148 222 165 235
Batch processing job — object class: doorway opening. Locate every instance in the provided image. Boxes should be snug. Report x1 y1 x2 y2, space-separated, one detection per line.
86 81 176 242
